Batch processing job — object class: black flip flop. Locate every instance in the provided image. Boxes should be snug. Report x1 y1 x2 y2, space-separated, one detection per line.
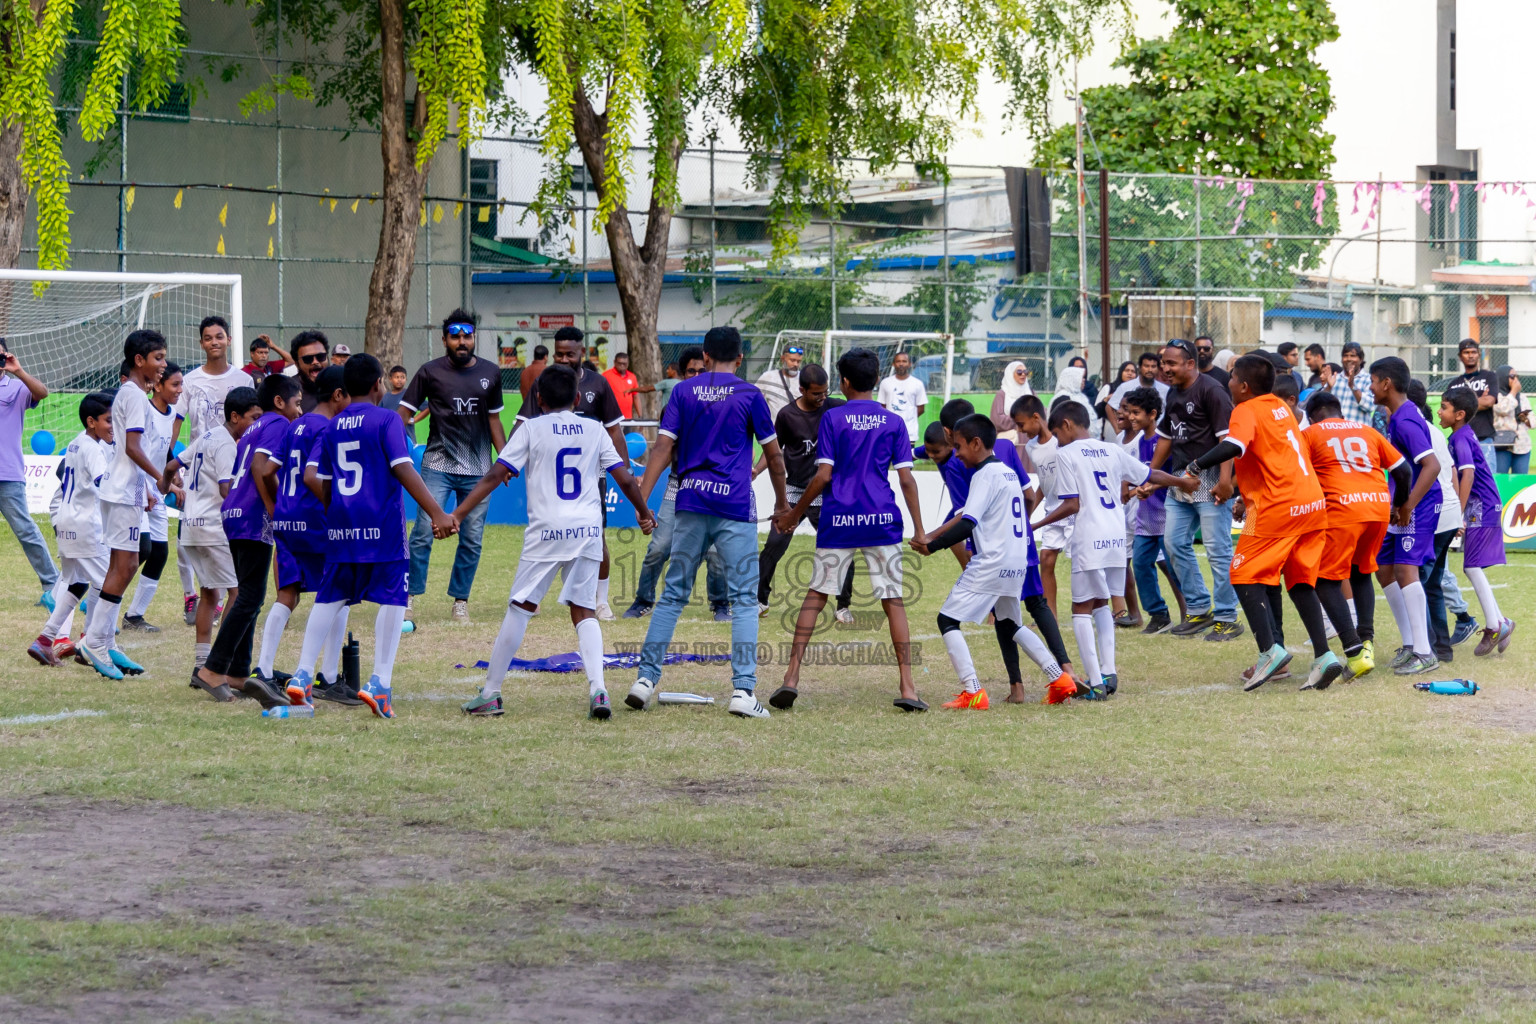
893 697 928 713
189 671 234 703
768 686 798 710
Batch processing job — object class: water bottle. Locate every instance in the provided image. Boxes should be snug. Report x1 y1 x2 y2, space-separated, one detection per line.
262 704 315 718
342 632 360 692
1414 679 1480 695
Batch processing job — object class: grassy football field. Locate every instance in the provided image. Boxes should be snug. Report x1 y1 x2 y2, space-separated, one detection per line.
1 519 1535 1023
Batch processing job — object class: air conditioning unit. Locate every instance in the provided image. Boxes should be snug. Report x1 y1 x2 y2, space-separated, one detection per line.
1423 295 1445 321
1397 297 1418 325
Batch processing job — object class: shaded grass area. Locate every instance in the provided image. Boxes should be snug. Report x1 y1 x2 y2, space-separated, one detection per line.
2 520 1536 1021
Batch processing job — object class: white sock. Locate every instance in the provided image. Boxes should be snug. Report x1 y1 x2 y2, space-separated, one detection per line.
85 594 119 650
372 604 405 688
1011 624 1062 680
42 581 78 640
1349 601 1358 627
941 629 980 692
194 642 211 669
296 601 345 676
1072 614 1103 684
575 616 606 695
125 575 159 619
484 605 533 697
1092 605 1117 676
597 576 610 607
1402 580 1432 656
1464 567 1504 626
1382 581 1411 649
321 605 351 680
257 603 292 676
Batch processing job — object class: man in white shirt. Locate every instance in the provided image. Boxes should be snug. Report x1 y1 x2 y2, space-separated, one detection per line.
1106 351 1170 435
754 344 804 418
877 351 927 443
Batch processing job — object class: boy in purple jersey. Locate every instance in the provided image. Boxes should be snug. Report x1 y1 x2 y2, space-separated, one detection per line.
255 366 359 703
1368 357 1443 676
771 348 925 711
627 327 789 719
1439 388 1515 656
290 355 457 717
193 374 303 706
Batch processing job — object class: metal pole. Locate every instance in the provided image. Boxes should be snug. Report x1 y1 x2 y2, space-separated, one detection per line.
1373 173 1383 354
461 145 471 309
1099 168 1112 385
829 223 837 331
582 189 590 339
1074 60 1089 360
1194 174 1202 293
117 71 128 274
942 177 951 336
709 136 717 327
275 0 285 341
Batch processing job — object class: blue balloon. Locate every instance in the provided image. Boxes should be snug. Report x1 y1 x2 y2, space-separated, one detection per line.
173 441 186 458
625 431 647 463
30 430 54 455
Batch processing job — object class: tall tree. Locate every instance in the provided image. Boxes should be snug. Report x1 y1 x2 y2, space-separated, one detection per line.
246 0 503 366
0 0 184 270
512 0 1126 414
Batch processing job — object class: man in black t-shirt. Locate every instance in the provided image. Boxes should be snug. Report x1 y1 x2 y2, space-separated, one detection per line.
1146 338 1243 641
754 363 854 615
1195 335 1229 389
1446 338 1501 464
399 308 507 621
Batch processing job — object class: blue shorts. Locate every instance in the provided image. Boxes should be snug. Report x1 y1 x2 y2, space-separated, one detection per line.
275 541 325 593
1378 510 1439 568
317 558 410 607
1020 563 1044 600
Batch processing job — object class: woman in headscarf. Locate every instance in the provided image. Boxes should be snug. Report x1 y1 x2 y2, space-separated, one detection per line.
1049 364 1099 437
1213 349 1236 373
990 360 1033 439
1493 364 1532 474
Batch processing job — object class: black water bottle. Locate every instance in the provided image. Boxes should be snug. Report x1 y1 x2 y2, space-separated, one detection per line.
342 632 360 692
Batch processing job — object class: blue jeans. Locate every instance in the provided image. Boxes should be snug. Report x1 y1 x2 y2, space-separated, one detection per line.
1496 448 1531 474
632 494 727 608
0 479 57 588
408 467 490 600
1163 496 1237 622
1480 440 1498 470
637 512 760 691
1131 533 1170 618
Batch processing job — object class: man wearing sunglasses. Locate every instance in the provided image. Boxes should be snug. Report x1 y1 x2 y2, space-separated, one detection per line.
399 309 507 622
285 330 331 413
755 344 804 418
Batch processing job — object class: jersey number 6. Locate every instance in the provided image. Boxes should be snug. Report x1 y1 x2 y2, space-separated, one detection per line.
556 447 582 500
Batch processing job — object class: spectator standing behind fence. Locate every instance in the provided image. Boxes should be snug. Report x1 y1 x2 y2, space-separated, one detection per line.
0 339 58 605
877 351 927 443
989 361 1033 440
398 309 506 623
1319 342 1373 424
242 335 293 384
379 364 417 444
1494 366 1531 474
519 344 548 406
1302 344 1326 389
756 344 804 418
603 350 649 420
1446 338 1501 466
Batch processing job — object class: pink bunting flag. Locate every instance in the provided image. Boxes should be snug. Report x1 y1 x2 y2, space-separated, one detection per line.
1312 181 1328 226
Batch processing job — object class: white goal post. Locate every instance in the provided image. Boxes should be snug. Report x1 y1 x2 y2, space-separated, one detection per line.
0 269 244 397
769 329 957 402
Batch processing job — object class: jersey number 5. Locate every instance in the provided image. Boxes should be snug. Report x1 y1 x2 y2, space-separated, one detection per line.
1093 469 1115 510
556 447 582 500
336 441 364 496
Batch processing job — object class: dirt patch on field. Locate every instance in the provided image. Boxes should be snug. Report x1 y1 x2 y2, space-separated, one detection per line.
1422 684 1536 735
1186 881 1434 937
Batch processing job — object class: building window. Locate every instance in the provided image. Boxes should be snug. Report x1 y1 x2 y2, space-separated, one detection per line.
569 163 597 194
1449 31 1457 111
469 158 498 239
1428 174 1477 261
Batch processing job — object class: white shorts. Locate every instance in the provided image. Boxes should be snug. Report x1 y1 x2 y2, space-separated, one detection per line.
1070 566 1127 602
144 500 170 543
1036 517 1074 552
182 543 239 590
508 556 601 610
101 500 144 553
939 586 1021 626
809 545 903 601
59 552 109 588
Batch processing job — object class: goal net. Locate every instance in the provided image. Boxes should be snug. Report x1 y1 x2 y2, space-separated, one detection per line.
0 270 243 438
766 330 957 401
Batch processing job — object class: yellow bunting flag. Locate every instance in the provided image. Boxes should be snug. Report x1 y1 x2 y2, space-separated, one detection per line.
477 205 490 223
267 237 274 258
218 203 228 227
329 198 337 213
350 199 359 214
454 202 463 219
268 202 276 226
173 189 183 209
432 204 444 224
216 235 225 255
419 204 427 226
124 187 135 212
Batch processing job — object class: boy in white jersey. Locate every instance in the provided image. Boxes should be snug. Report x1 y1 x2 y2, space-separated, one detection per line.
1035 401 1189 696
1012 394 1071 615
910 415 1079 707
29 393 115 666
122 362 183 632
162 387 268 702
82 331 169 680
457 364 655 718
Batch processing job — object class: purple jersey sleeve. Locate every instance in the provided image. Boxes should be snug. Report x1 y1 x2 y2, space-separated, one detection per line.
658 385 683 438
312 431 334 480
1450 427 1478 471
814 412 841 467
381 410 412 467
889 417 913 469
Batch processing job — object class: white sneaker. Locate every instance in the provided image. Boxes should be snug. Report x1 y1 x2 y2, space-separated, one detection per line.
728 689 770 718
625 677 657 711
451 599 469 623
835 607 855 625
1324 619 1338 640
596 602 615 621
406 595 414 613
758 602 770 618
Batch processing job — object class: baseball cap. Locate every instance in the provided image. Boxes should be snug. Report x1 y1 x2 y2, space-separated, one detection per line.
1458 338 1480 352
333 344 352 356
